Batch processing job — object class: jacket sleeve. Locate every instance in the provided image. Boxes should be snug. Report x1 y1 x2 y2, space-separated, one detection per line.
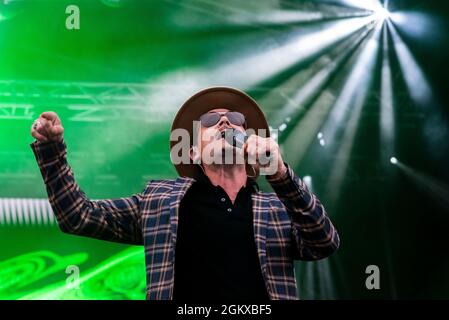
31 139 144 245
267 163 340 261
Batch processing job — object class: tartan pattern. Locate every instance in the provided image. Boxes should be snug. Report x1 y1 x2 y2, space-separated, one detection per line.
31 140 340 300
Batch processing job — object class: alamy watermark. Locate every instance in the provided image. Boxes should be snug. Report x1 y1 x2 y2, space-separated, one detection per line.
365 265 380 290
170 122 280 176
66 5 80 30
65 265 80 290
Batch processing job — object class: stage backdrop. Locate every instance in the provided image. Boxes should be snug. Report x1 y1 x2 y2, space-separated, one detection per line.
1 0 448 299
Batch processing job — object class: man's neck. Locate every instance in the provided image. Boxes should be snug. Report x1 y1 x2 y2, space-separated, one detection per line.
203 164 247 203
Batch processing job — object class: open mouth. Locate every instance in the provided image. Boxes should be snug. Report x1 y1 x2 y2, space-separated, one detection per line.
214 129 230 140
213 130 235 149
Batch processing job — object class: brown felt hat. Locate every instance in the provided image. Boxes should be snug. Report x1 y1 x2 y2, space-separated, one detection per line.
170 86 269 178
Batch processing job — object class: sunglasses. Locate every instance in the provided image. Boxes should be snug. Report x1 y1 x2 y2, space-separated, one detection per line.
199 111 246 127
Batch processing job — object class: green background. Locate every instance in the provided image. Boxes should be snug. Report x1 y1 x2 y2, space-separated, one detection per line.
0 0 448 299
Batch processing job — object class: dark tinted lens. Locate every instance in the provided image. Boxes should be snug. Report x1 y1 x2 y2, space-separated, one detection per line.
200 113 221 127
199 111 245 127
226 111 245 126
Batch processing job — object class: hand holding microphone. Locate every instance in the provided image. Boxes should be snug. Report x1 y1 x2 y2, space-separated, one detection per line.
223 129 287 177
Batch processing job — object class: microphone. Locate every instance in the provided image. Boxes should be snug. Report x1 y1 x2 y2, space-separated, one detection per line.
222 129 271 159
222 128 247 148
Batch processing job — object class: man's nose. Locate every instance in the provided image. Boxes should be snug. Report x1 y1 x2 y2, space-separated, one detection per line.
218 116 231 127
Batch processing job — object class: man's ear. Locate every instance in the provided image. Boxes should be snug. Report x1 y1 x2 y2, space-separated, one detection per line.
190 145 201 164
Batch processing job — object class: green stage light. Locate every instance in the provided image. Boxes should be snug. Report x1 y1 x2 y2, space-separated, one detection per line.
101 0 128 8
0 0 25 21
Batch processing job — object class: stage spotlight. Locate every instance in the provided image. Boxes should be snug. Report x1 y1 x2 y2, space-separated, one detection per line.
0 0 25 21
380 25 395 162
375 7 390 21
101 0 127 8
390 157 398 165
303 176 313 190
388 20 433 107
279 123 287 132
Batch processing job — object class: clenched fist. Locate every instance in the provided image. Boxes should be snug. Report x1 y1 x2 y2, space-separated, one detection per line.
244 134 287 178
31 111 64 143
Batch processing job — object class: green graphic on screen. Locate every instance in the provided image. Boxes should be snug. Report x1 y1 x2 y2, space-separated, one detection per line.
0 247 146 300
1 0 448 300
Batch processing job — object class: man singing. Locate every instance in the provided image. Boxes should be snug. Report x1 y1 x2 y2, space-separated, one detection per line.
30 86 340 301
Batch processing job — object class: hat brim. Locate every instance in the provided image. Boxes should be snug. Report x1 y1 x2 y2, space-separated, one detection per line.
170 86 269 179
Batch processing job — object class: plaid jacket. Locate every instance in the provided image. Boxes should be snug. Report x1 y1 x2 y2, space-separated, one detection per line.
31 140 340 300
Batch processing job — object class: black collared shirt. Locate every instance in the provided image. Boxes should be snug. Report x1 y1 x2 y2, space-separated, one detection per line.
173 173 269 302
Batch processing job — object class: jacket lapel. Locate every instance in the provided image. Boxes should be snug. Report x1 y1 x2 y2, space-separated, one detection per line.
170 176 195 246
251 192 269 278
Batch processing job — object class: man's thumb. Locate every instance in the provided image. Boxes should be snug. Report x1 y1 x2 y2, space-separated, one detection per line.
50 125 64 136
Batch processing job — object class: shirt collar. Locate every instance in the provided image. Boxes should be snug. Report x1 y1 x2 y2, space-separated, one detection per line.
195 166 259 193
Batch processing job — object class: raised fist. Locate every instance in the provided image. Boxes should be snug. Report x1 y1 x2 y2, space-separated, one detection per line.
31 111 64 143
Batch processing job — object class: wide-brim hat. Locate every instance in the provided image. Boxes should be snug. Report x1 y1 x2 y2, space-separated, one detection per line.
170 86 269 179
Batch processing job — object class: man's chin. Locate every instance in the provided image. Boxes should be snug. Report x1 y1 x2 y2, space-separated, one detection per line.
220 146 245 164
201 143 245 165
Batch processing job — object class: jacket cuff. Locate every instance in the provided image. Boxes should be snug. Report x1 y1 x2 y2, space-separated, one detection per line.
30 139 67 164
266 162 293 184
266 163 309 202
